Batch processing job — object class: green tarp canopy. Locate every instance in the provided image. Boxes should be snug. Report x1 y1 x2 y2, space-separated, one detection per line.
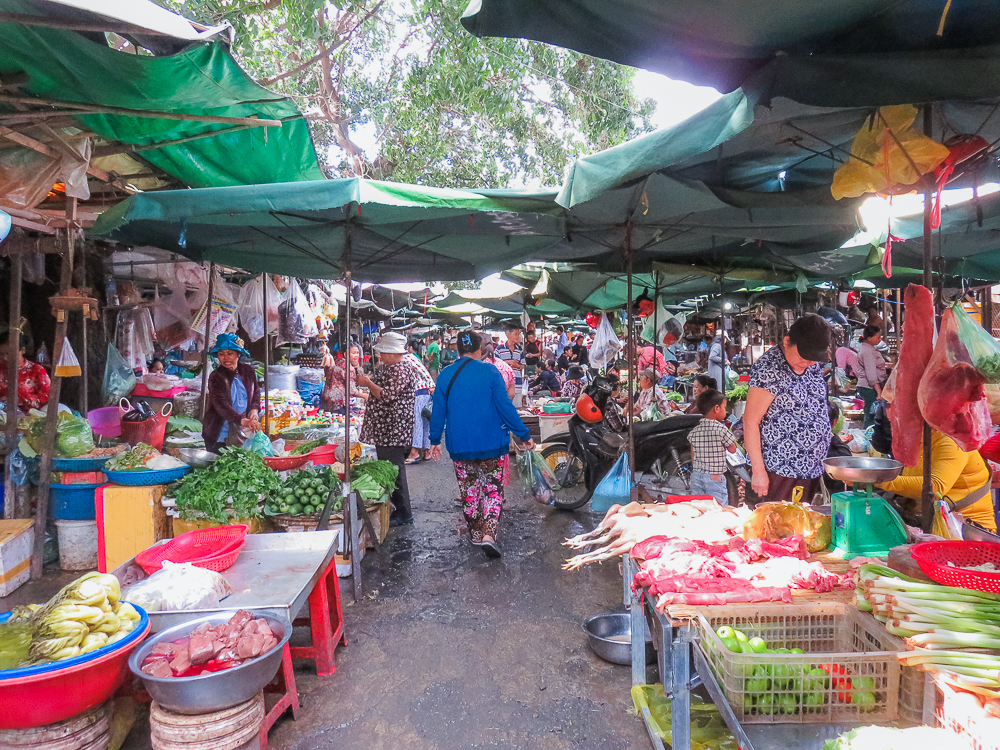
0 0 323 187
462 0 1000 107
90 178 566 283
550 88 1000 285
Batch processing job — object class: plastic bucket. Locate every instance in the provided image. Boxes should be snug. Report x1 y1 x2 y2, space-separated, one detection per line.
50 483 101 520
54 519 98 571
87 406 121 439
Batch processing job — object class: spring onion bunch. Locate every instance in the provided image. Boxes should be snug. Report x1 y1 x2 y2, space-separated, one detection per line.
855 564 1000 697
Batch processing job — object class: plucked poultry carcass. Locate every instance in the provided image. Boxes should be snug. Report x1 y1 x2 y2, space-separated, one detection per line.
892 284 935 465
562 500 749 570
918 307 991 452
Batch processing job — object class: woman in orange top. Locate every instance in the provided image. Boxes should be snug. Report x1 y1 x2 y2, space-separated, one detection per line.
877 430 995 531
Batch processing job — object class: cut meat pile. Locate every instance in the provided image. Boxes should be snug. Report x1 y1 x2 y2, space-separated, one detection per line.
892 284 935 466
630 535 850 611
140 610 279 678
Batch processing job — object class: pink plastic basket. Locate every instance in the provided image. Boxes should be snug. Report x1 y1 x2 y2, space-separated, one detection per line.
135 525 249 574
87 406 121 439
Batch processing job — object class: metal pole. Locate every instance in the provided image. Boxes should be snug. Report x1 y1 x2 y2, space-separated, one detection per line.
921 105 935 533
262 274 270 433
625 229 635 473
33 199 75 576
80 298 88 416
4 252 21 520
199 263 215 420
343 270 352 490
651 270 659 370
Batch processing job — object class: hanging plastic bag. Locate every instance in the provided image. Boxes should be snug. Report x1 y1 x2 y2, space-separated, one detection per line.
952 304 1000 384
237 275 280 342
589 312 622 371
54 337 81 378
917 307 991 452
640 298 686 349
102 343 136 405
242 430 275 457
190 269 238 349
831 105 950 199
518 450 559 504
591 452 633 514
932 500 966 541
155 281 194 350
277 278 313 347
56 412 95 457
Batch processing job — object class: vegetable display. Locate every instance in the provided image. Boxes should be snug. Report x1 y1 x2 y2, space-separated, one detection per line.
105 442 185 471
172 447 281 523
291 438 327 455
715 627 876 714
351 459 398 500
0 573 140 670
726 384 749 402
855 563 1000 697
823 726 974 750
666 391 684 403
266 466 341 516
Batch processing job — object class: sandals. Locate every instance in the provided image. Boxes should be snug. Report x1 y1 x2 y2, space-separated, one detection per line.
404 457 422 465
480 538 501 559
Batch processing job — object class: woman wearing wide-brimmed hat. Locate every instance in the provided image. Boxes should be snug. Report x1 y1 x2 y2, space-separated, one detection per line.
203 333 260 453
357 331 417 526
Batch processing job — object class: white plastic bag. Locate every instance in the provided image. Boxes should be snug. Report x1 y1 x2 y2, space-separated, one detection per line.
277 279 314 347
237 275 280 342
190 269 238 349
155 281 194 350
589 312 622 370
122 561 231 612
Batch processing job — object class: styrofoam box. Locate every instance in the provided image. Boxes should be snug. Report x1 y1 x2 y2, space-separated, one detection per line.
0 519 34 596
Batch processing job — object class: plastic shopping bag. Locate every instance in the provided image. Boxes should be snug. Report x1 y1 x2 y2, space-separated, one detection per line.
102 344 136 406
277 278 312 347
242 430 276 457
590 452 633 514
518 449 560 504
56 412 95 457
952 304 1000 384
638 403 664 422
54 337 81 377
123 561 231 612
237 274 280 342
917 307 991 452
932 500 966 541
589 312 622 371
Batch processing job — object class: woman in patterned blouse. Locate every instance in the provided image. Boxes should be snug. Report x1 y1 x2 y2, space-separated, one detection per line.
0 331 50 412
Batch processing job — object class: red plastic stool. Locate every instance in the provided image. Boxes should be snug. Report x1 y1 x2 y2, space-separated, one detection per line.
260 644 299 749
290 558 347 675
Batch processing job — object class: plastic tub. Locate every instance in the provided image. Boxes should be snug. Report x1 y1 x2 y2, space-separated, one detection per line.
87 407 121 439
0 608 150 729
309 444 337 466
49 483 101 520
54 519 98 570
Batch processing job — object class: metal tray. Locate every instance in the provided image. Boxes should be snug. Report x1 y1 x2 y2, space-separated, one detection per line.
822 456 903 484
111 530 340 632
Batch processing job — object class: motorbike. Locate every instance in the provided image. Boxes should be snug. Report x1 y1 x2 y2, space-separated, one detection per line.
540 376 702 510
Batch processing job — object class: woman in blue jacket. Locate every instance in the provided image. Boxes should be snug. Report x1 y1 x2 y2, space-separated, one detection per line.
430 329 534 558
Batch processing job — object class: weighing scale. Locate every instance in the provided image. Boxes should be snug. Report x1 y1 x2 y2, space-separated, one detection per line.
822 456 909 558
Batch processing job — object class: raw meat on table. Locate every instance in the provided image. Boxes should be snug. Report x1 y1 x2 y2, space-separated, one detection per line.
650 577 793 608
892 284 935 466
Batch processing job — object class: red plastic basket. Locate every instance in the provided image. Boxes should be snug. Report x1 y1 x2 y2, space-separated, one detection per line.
910 540 1000 593
135 524 249 574
309 444 337 466
120 414 168 451
264 454 310 471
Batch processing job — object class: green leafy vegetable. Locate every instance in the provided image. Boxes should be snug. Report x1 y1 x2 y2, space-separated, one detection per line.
105 443 158 471
352 460 398 494
291 438 327 455
172 447 281 523
665 391 684 403
167 415 202 436
726 384 749 402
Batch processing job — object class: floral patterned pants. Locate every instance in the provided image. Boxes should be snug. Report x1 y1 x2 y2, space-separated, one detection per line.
453 458 505 542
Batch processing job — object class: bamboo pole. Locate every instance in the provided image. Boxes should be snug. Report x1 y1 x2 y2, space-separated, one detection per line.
625 228 635 473
4 252 21 520
0 95 282 128
921 105 935 534
32 198 75 577
199 264 216 421
262 274 270 433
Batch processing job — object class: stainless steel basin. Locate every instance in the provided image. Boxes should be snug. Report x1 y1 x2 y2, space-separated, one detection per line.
583 611 655 666
128 611 291 713
178 448 218 469
822 456 903 485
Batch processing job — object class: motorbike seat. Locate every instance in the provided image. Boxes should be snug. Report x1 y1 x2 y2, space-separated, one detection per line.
633 414 702 438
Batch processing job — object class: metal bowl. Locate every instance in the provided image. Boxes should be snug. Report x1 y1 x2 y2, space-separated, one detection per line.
822 456 903 484
583 612 655 666
178 448 218 469
128 611 291 714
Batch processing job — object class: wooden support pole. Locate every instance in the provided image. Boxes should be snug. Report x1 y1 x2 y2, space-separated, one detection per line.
199 264 216 421
4 252 21 520
921 105 935 534
262 274 270 433
625 231 635 473
32 198 75 577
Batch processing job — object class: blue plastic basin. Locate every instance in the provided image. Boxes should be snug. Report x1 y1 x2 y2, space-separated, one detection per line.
49 483 102 520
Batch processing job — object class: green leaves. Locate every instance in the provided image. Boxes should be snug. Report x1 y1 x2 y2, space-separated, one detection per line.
172 446 281 523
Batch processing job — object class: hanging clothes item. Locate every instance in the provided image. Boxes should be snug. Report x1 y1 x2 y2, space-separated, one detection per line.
831 105 949 200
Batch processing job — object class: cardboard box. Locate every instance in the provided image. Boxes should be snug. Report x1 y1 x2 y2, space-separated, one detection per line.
0 519 34 596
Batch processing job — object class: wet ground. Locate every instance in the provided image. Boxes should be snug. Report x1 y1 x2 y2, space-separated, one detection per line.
2 452 649 749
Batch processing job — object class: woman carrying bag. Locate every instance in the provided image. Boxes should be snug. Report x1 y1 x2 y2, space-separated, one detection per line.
429 329 534 558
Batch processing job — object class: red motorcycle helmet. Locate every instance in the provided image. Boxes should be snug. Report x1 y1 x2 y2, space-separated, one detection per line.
576 393 603 423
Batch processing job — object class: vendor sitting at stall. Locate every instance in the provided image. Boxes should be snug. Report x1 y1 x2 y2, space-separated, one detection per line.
0 331 50 412
203 333 260 453
633 367 670 417
529 359 561 396
680 374 717 414
560 365 585 402
877 429 996 532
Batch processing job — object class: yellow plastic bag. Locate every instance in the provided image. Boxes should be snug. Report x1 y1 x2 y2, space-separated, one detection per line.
831 105 950 200
743 502 832 553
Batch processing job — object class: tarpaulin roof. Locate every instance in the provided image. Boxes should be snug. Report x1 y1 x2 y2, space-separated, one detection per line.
551 89 1000 282
0 2 323 188
461 0 1000 107
89 178 566 283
